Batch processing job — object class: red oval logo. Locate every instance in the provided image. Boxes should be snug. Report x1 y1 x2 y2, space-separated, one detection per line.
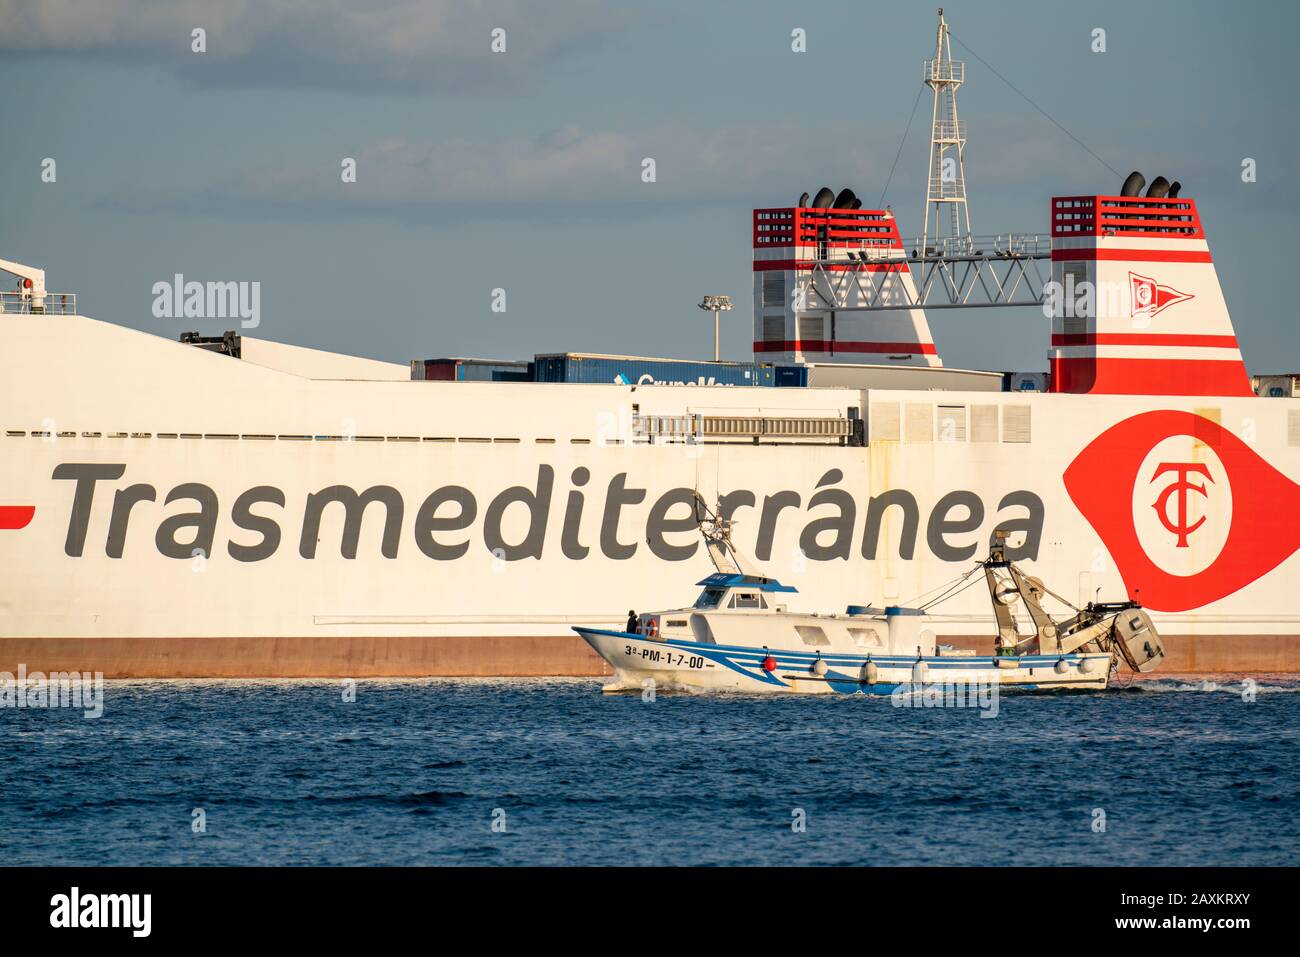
1064 410 1300 611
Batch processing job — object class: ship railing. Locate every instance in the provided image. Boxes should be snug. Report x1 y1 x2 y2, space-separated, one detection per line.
0 291 77 315
930 120 968 142
923 59 965 84
924 178 969 200
808 238 907 263
899 233 1051 261
797 233 1052 311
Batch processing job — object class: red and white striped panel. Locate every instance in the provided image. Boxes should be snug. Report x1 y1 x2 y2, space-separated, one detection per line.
1047 195 1251 396
752 206 940 367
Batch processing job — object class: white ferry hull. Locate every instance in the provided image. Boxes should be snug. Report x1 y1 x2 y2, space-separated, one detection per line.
1 315 1298 676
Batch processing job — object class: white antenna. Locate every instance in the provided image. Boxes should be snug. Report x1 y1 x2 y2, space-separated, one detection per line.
919 8 973 259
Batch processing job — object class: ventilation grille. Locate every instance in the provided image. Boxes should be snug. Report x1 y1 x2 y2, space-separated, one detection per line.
700 416 763 437
762 273 785 306
937 405 967 442
727 416 849 438
635 414 850 441
870 403 901 442
1002 405 1031 443
636 415 698 438
905 403 933 443
971 405 998 442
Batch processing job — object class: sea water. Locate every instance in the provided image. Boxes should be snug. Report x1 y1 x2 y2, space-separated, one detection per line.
2 676 1296 866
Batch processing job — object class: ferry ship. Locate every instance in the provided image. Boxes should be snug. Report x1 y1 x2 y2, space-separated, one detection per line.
1 18 1297 679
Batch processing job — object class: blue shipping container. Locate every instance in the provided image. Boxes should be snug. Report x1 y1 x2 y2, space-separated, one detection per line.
774 365 809 387
533 354 774 387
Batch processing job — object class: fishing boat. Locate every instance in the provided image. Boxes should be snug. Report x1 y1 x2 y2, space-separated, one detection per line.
574 501 1166 694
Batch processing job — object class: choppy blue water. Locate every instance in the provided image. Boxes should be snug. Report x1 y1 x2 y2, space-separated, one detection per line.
2 675 1297 866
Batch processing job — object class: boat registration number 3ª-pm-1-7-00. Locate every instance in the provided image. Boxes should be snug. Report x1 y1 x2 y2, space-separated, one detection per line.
624 645 709 669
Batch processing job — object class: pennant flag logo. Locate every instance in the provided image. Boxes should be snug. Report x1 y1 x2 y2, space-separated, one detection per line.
1130 271 1193 319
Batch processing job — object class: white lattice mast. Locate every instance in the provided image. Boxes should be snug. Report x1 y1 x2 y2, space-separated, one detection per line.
919 8 973 258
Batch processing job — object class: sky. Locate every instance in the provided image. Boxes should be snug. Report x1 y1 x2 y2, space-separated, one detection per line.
2 0 1298 373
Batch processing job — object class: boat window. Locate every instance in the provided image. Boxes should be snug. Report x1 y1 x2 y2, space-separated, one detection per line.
849 627 884 649
795 625 830 647
693 588 726 609
728 592 766 610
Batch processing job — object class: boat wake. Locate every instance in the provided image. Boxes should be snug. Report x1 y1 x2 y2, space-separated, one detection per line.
1112 674 1300 694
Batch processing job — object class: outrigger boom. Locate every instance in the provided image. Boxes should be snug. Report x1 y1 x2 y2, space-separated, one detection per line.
982 530 1165 673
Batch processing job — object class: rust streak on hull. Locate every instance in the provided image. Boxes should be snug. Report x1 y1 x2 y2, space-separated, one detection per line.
0 635 611 679
0 634 1295 678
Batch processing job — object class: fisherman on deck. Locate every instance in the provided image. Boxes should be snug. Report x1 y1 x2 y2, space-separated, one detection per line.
626 610 638 634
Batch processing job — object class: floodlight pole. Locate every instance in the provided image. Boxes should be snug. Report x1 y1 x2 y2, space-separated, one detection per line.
697 295 733 361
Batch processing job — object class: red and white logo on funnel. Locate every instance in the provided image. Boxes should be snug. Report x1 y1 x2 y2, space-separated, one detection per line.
1150 462 1214 548
1130 272 1193 319
1065 411 1300 611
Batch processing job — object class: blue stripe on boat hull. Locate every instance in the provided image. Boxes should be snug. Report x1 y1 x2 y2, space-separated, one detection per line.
574 627 1109 694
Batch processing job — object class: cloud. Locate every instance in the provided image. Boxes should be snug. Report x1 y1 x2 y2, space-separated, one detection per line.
87 112 1141 226
0 0 631 92
150 122 909 223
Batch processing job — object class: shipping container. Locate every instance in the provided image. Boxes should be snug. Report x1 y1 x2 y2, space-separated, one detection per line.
774 365 808 387
532 353 775 387
1252 374 1300 398
790 361 1003 392
412 358 532 382
1003 371 1050 393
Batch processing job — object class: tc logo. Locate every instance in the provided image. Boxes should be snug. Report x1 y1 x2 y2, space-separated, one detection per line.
1151 462 1213 548
1066 410 1299 611
1130 272 1193 319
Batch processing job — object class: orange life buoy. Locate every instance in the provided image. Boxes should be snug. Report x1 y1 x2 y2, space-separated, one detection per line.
647 619 659 638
